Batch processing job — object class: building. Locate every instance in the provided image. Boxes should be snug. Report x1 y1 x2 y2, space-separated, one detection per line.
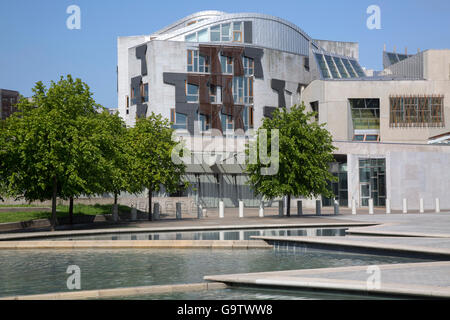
117 11 450 211
0 89 20 120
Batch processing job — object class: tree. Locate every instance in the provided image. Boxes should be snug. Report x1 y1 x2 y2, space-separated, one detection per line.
245 103 337 216
0 75 117 230
125 113 187 220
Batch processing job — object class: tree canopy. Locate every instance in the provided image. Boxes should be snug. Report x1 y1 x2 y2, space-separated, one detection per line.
246 103 337 215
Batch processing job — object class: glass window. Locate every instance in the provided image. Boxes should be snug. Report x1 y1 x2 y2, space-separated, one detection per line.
333 57 349 78
350 99 380 130
315 53 330 79
220 55 233 74
233 22 242 31
186 83 199 102
198 29 209 42
233 76 244 104
171 109 187 130
353 135 365 141
142 83 149 102
233 31 242 42
221 23 230 41
365 135 379 141
324 55 340 78
390 95 444 127
185 33 196 42
198 112 210 131
349 60 366 77
342 59 357 78
210 25 220 42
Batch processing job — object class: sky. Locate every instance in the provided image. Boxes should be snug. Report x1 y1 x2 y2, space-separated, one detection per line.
1 0 449 109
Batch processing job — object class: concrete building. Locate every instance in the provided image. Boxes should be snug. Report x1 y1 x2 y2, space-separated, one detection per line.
117 11 450 211
0 89 19 120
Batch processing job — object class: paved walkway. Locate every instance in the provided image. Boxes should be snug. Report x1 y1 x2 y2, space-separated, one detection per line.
204 261 450 298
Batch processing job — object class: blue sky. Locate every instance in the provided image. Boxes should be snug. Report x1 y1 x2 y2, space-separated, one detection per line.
1 0 449 109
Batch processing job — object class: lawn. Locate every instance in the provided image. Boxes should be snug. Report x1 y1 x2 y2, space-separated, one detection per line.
0 204 131 224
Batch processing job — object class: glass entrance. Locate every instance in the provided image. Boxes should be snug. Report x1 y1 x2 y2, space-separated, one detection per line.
359 158 386 207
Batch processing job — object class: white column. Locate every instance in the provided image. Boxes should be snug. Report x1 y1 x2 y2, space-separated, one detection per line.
436 198 440 213
352 198 357 215
259 202 264 218
219 200 224 218
239 201 244 218
419 198 424 213
368 199 374 215
386 198 391 214
403 198 408 214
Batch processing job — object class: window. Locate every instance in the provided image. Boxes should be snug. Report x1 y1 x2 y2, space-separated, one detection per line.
349 60 366 77
233 31 242 42
187 50 209 73
170 108 187 130
353 134 364 141
249 106 254 128
325 55 340 78
130 85 139 105
350 99 380 130
342 59 357 78
210 25 220 41
198 112 210 131
310 101 319 121
304 57 310 72
141 83 149 103
221 23 230 41
186 83 199 102
185 33 196 42
221 113 233 131
333 57 349 78
243 57 254 75
233 76 244 104
220 55 233 74
210 85 222 104
315 53 330 79
198 28 209 42
390 95 444 127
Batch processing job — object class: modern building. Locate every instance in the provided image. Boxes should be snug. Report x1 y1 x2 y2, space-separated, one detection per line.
117 11 450 211
0 89 20 120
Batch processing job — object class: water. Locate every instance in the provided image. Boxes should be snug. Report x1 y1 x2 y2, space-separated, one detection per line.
48 227 346 241
111 287 396 300
0 248 427 298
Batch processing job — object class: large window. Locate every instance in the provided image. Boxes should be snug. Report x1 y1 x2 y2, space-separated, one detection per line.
359 158 386 207
390 95 444 127
185 22 243 43
350 98 380 130
187 50 209 73
220 55 233 74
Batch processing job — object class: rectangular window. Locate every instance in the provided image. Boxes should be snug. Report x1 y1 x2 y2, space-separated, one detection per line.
185 33 196 42
233 31 242 42
210 25 220 41
141 83 149 103
350 99 380 130
220 55 233 74
243 57 254 75
249 106 254 128
187 50 209 73
221 23 230 41
233 76 244 104
198 113 210 131
186 83 199 102
390 95 444 127
170 108 187 130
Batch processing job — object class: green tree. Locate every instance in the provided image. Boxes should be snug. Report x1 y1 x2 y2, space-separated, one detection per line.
0 75 118 230
125 113 187 220
246 103 337 216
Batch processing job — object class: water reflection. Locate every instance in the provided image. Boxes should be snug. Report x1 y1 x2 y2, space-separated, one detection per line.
56 228 347 241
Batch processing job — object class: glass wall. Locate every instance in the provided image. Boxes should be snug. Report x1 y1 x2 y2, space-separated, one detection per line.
350 98 380 130
322 157 348 207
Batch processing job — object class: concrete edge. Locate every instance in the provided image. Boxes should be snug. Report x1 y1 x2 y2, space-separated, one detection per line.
0 222 377 241
0 282 228 300
346 228 450 238
251 235 450 258
0 240 273 250
204 277 450 299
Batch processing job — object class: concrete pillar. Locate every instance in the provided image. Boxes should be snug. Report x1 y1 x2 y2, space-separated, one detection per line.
334 200 339 215
315 200 321 216
369 199 374 215
278 200 284 217
436 198 440 213
112 204 119 222
153 203 160 220
419 198 424 214
176 202 182 220
403 198 408 214
297 200 303 216
259 202 264 218
219 200 224 218
197 204 203 219
386 198 391 214
352 198 357 215
239 201 244 218
131 207 137 221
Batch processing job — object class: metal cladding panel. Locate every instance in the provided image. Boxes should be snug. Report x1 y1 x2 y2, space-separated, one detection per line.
251 18 309 56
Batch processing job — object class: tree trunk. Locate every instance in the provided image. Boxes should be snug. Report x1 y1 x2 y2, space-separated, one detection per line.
148 187 153 221
114 192 118 205
51 176 57 231
286 194 291 217
69 197 74 225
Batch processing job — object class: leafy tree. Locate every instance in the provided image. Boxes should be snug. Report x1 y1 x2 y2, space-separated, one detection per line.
245 103 337 216
125 113 187 220
0 75 117 229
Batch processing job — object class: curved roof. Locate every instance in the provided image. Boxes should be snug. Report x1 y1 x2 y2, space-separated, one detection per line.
151 11 319 53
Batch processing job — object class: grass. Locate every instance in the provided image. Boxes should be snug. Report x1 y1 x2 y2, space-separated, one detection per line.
0 204 131 224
